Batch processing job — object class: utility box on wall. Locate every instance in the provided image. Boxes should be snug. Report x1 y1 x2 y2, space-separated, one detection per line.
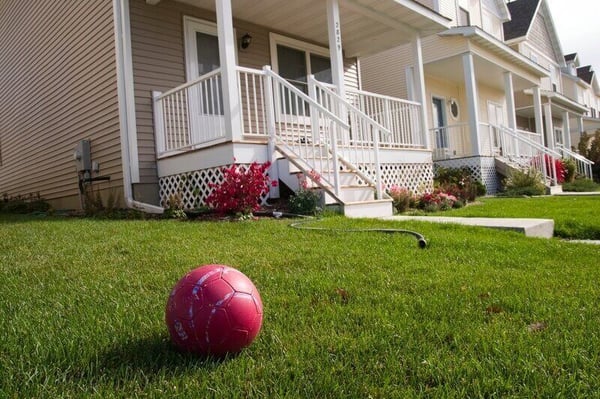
74 140 92 172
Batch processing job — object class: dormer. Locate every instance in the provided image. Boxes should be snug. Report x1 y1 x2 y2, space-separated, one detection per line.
564 53 578 76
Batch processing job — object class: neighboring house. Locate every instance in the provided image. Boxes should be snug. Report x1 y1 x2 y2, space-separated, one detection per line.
503 0 588 152
361 0 594 192
0 0 450 216
362 0 558 193
503 0 593 178
562 54 600 146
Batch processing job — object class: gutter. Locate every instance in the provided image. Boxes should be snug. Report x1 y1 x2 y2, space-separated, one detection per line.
113 0 163 214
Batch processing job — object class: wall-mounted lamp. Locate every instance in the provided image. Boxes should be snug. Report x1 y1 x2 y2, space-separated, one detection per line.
240 33 252 50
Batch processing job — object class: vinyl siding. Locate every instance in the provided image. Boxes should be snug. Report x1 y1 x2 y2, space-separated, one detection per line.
360 44 411 99
129 0 360 185
0 0 121 209
529 11 556 63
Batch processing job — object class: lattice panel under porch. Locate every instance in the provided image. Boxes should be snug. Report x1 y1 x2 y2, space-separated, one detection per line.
159 164 271 210
352 162 434 194
434 157 500 194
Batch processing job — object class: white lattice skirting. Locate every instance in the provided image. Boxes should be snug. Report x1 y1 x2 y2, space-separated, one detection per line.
160 162 435 210
355 162 434 194
434 156 500 194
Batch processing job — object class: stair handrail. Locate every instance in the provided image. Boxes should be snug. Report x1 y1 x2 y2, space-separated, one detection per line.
263 68 349 129
308 77 393 138
308 75 391 199
556 144 594 180
496 125 562 185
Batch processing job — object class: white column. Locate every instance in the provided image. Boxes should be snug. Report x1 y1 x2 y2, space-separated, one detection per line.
215 0 243 141
412 35 430 149
543 102 554 150
504 72 517 130
532 86 544 137
327 0 345 99
577 116 585 138
562 111 571 150
405 66 415 102
463 52 480 155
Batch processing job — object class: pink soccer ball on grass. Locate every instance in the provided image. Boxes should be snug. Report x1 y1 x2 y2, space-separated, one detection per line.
165 264 263 356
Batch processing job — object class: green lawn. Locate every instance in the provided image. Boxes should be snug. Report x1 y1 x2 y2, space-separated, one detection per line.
428 195 600 239
1 212 600 398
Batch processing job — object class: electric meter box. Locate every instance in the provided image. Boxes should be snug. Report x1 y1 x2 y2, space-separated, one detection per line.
74 140 92 172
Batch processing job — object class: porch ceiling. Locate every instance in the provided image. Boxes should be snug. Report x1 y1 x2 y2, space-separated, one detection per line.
173 0 449 57
424 53 535 92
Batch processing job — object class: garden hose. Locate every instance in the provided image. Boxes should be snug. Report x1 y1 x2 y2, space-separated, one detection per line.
256 211 428 248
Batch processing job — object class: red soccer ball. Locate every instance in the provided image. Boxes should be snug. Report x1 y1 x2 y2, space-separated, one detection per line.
165 264 263 356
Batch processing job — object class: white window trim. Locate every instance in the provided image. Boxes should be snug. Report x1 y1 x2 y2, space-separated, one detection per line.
183 16 237 81
269 32 330 77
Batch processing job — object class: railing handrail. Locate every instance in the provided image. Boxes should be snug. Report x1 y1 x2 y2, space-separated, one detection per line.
308 76 393 138
155 68 222 101
263 68 350 130
428 122 469 132
346 87 422 107
496 125 562 159
557 144 594 165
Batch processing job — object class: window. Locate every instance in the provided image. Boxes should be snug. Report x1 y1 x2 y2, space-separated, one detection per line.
270 33 332 115
458 7 470 26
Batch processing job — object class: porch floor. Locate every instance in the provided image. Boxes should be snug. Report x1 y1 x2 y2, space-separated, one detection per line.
380 215 554 238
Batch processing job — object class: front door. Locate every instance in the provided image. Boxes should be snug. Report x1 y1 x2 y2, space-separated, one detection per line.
487 101 504 154
432 97 447 149
184 17 225 143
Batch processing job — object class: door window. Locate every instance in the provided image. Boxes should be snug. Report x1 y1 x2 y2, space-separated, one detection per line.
432 97 448 148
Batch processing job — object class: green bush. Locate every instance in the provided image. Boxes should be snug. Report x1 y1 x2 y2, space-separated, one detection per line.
501 168 545 196
288 189 322 215
562 178 600 192
0 193 50 214
562 158 577 183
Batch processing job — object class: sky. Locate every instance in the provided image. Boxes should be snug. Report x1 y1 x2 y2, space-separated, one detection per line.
545 0 600 70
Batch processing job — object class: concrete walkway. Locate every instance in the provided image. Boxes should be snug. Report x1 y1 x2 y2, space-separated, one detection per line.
381 215 554 238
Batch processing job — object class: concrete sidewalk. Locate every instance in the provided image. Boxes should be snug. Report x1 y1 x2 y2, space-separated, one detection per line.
381 215 554 238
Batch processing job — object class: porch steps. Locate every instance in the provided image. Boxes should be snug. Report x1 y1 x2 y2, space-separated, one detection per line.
275 146 393 218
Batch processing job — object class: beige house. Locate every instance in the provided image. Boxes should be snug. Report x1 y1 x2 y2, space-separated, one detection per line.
0 0 450 216
361 0 593 193
503 0 590 161
562 54 600 147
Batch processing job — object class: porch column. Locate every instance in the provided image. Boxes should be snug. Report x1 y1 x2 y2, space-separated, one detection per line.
504 72 517 130
215 0 243 141
463 52 481 156
405 67 415 102
562 111 571 150
326 0 345 99
532 86 544 137
412 35 430 149
577 116 585 139
543 101 554 150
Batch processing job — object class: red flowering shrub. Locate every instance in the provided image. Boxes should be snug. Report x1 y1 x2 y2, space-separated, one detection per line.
541 155 566 184
206 161 277 216
417 189 461 212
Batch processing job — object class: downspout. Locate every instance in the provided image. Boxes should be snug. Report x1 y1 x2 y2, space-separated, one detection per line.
113 0 164 214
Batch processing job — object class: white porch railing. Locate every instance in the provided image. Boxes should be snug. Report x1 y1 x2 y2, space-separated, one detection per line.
308 76 393 199
557 144 594 180
345 89 424 149
153 69 226 155
153 65 422 201
429 123 470 160
494 125 561 186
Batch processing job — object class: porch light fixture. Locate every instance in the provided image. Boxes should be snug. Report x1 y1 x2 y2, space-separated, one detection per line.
240 33 252 49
